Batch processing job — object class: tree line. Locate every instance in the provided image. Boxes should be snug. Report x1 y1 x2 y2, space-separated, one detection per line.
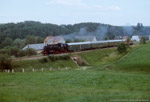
0 21 150 48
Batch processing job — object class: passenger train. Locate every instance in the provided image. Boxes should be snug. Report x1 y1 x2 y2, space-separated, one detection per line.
42 40 133 55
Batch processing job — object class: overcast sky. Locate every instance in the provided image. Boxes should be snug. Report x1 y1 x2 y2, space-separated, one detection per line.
0 0 150 26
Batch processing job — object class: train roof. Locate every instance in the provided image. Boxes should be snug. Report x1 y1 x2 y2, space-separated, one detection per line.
67 40 124 45
23 43 45 50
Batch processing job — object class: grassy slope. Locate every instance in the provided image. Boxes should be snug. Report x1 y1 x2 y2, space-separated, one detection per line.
113 44 150 73
0 45 150 102
12 57 78 71
78 48 124 69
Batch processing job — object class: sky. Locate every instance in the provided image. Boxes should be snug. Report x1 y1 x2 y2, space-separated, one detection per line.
0 0 150 26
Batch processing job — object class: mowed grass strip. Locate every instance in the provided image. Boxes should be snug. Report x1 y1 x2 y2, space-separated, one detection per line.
0 70 150 102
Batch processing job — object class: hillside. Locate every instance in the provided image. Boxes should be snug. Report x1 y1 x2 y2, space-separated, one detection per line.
113 44 150 73
0 44 150 102
0 21 150 44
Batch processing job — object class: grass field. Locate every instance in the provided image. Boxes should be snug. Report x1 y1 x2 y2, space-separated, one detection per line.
113 44 150 73
0 44 150 102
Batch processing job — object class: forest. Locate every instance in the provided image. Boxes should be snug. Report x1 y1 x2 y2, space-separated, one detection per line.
0 21 150 49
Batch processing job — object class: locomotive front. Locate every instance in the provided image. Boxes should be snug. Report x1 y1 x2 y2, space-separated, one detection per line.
42 43 69 55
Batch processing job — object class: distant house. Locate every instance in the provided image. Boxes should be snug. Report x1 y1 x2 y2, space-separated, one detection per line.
23 43 45 53
131 36 141 42
123 36 129 41
74 36 97 42
115 36 123 40
44 36 65 45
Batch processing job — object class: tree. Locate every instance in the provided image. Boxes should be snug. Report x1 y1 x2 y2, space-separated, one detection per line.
137 23 143 29
1 37 13 48
117 43 127 53
26 35 36 44
140 37 146 44
0 54 12 71
35 36 44 43
25 48 37 56
133 23 144 35
17 50 26 57
9 47 19 57
66 39 74 43
126 37 131 47
14 38 25 48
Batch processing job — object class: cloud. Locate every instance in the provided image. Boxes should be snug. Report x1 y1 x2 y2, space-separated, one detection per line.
95 5 121 11
47 0 87 7
47 0 121 11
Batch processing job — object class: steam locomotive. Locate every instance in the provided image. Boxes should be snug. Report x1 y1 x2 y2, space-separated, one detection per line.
42 43 68 55
42 40 133 55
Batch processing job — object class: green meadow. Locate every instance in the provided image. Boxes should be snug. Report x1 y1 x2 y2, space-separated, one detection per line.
0 44 150 102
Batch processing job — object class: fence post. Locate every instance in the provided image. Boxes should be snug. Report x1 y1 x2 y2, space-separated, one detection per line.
8 70 10 73
32 68 34 72
83 67 86 70
66 67 68 70
22 69 24 73
41 68 44 72
12 69 14 73
50 68 52 71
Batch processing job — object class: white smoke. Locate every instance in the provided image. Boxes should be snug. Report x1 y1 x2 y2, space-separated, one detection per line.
62 24 109 41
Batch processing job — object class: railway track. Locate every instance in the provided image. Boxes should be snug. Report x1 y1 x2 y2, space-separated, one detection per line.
14 47 117 61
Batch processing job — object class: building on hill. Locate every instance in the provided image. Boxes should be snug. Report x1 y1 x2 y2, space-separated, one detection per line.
23 43 45 53
123 36 129 41
74 36 97 42
44 36 65 45
131 36 141 42
115 36 130 41
115 36 123 40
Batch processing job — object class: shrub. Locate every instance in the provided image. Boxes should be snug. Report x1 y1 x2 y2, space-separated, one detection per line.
25 48 37 56
0 54 12 71
140 37 146 44
117 43 127 53
58 55 70 60
126 37 131 47
48 55 70 62
9 47 19 57
0 49 9 55
48 56 56 62
39 57 48 63
18 50 26 57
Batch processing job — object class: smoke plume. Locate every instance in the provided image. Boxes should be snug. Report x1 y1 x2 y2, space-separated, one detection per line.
62 25 109 41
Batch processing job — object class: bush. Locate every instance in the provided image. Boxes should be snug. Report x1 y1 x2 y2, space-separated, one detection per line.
117 43 127 53
0 54 12 71
59 55 70 60
25 48 37 56
140 37 146 44
126 37 131 47
18 50 26 57
0 49 9 55
9 47 19 57
39 57 48 63
48 56 56 62
48 55 70 62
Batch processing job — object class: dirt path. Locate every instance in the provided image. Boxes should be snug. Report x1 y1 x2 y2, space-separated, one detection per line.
14 55 47 61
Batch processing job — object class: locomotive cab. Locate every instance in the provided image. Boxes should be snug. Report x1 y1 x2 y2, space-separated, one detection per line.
42 43 69 55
